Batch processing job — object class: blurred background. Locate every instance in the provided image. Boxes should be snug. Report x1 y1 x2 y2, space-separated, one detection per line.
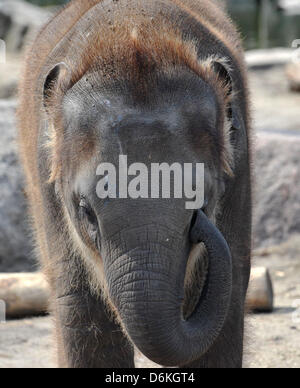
0 0 300 368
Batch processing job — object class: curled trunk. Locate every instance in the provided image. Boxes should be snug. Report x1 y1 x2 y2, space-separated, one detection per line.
105 211 232 366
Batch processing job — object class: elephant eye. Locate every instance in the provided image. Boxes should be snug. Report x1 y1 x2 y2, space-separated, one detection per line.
79 198 98 227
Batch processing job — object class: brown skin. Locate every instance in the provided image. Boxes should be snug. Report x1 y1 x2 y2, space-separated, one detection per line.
18 0 252 368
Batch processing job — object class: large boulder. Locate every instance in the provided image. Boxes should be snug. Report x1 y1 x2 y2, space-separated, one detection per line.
0 0 51 53
0 100 35 272
254 132 300 248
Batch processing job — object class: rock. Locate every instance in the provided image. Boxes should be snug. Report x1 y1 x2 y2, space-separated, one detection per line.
254 132 300 248
0 273 50 318
0 54 21 99
286 62 300 92
250 67 300 134
0 0 51 53
0 100 35 272
247 267 274 312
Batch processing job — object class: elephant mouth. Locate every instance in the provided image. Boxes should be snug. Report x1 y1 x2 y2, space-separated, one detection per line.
183 243 209 320
183 208 214 320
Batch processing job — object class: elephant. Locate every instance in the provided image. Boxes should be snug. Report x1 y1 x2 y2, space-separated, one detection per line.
18 0 252 368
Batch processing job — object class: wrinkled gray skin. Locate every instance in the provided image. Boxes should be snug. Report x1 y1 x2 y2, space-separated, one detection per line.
37 65 251 367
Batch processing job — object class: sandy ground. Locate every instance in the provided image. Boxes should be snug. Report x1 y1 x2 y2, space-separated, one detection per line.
246 238 300 368
0 66 300 368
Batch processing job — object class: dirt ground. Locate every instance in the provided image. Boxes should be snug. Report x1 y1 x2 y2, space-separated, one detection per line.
246 237 300 368
0 66 300 368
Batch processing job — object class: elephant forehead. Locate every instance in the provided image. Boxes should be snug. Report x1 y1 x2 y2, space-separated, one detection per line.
62 67 219 133
62 93 218 159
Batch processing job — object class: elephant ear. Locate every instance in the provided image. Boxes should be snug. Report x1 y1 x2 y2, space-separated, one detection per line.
43 62 70 111
43 63 70 183
213 61 242 131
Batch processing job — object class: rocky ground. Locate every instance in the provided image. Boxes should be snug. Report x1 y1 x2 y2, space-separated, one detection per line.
0 63 300 368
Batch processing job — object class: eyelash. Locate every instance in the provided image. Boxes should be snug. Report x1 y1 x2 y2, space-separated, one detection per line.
79 198 98 226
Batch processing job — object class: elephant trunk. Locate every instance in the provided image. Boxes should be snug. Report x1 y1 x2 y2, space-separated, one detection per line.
105 210 232 366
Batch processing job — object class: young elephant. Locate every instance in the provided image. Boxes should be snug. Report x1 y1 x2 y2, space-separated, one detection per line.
18 0 252 368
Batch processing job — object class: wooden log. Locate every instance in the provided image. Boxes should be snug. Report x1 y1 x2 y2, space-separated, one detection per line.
286 62 300 92
247 267 274 312
0 268 274 318
0 273 50 318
